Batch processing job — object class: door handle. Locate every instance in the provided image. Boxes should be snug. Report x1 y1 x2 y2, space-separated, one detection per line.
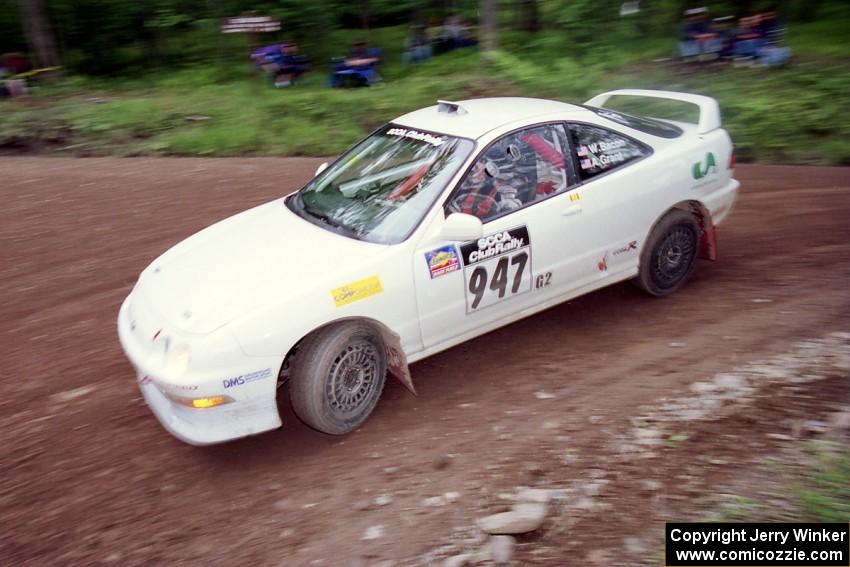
561 204 583 217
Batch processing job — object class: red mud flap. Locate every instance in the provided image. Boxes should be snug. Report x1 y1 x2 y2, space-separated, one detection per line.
699 223 718 261
378 327 416 395
689 201 718 261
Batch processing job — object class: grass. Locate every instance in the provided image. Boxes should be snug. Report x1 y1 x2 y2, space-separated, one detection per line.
794 441 850 522
2 13 850 163
703 440 849 524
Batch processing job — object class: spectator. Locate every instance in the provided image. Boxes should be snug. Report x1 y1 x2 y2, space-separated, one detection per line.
711 15 737 60
273 41 309 88
1 52 30 76
250 42 309 88
733 15 764 62
403 25 432 65
437 15 477 53
251 43 283 73
345 40 380 69
678 7 721 60
329 40 382 87
755 9 792 66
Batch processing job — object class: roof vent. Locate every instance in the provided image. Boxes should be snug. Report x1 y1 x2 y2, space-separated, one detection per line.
437 100 468 116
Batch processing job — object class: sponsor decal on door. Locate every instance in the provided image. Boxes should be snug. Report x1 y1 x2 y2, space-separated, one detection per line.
424 245 461 278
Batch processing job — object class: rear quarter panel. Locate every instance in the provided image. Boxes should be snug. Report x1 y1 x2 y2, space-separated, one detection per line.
626 126 734 233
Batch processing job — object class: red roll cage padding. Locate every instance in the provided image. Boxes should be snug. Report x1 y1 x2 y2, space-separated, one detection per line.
461 182 499 218
387 164 429 201
535 180 556 196
520 132 566 171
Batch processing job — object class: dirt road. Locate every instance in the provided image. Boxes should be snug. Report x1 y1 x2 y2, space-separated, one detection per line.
1 158 848 566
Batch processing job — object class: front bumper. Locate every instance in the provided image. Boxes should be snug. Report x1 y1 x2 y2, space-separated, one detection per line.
118 294 282 445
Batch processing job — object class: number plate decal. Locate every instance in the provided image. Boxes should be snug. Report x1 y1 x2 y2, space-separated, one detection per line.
459 226 532 312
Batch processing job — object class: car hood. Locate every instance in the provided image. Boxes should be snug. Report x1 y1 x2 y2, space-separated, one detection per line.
134 200 381 335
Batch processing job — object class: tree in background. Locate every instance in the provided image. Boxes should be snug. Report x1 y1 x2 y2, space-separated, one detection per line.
0 0 839 75
19 0 59 68
515 0 540 32
480 0 498 51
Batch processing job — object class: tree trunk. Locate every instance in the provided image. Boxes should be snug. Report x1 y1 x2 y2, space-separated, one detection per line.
515 0 539 32
359 0 371 36
20 0 60 68
480 0 498 51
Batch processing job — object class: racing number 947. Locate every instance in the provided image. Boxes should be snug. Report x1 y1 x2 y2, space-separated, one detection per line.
468 251 528 309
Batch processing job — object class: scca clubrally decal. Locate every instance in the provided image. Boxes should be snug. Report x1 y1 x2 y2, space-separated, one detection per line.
460 226 530 266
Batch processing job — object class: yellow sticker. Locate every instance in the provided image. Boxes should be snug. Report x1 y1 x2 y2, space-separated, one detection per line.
331 275 383 307
569 193 581 202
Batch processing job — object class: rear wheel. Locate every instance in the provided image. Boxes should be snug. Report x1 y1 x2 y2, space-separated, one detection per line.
289 322 387 435
634 210 700 297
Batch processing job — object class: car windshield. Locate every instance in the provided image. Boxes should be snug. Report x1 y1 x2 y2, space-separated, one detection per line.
288 124 474 244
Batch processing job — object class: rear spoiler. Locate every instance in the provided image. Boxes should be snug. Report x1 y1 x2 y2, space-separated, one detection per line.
584 89 722 135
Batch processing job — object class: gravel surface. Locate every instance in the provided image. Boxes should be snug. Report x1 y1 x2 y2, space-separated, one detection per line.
1 158 848 566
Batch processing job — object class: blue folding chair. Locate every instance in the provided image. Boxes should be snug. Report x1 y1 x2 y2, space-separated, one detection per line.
328 47 382 88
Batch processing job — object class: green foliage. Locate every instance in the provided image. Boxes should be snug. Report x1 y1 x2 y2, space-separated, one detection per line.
4 6 850 164
794 443 850 523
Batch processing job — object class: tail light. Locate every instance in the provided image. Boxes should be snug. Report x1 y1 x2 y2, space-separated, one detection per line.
728 149 736 170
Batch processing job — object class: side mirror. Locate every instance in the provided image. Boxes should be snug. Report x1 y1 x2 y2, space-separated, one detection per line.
440 212 483 242
315 162 329 177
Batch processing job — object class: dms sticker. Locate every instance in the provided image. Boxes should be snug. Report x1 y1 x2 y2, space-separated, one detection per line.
425 245 460 278
222 368 272 389
460 227 533 312
332 275 383 307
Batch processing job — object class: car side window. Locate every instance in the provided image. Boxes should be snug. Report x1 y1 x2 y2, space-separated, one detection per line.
447 123 573 222
569 123 649 181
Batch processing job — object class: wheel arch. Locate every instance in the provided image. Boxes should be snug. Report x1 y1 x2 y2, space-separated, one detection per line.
665 200 717 261
280 316 415 395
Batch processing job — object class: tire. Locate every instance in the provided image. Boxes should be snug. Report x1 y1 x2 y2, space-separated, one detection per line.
289 322 387 435
633 209 700 297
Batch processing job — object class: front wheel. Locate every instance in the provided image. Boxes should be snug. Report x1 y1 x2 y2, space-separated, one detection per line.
633 210 700 297
289 322 387 435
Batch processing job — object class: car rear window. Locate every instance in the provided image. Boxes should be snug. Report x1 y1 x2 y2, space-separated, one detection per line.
581 105 684 139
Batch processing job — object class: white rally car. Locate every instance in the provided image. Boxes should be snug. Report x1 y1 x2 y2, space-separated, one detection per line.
118 89 739 445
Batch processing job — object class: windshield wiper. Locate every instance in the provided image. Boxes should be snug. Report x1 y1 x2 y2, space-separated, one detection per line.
298 197 363 240
305 206 343 229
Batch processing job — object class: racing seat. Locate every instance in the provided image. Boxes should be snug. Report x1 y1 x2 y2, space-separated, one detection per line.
519 132 568 202
459 180 500 219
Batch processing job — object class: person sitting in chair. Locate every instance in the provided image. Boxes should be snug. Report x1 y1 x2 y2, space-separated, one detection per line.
274 41 309 88
345 40 380 69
